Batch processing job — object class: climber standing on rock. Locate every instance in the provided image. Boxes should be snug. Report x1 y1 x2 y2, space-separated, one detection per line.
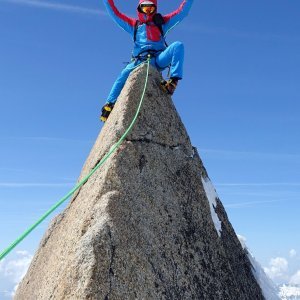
100 0 194 122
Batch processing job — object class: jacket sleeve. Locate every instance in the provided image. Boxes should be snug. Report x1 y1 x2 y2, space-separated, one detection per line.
162 0 194 35
103 0 135 35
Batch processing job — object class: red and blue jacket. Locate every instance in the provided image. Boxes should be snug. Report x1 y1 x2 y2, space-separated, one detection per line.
103 0 194 57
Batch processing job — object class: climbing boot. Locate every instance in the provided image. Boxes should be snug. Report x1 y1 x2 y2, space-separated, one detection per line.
100 103 114 122
160 78 179 95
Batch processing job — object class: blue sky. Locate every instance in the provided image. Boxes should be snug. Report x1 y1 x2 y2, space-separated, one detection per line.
0 0 300 296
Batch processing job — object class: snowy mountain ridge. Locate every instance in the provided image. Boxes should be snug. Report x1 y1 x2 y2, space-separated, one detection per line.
237 236 300 300
237 235 280 300
279 284 300 300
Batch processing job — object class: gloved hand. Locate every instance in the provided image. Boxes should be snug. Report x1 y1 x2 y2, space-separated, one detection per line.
100 103 114 122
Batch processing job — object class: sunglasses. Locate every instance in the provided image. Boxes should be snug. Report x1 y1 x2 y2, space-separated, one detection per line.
140 4 156 14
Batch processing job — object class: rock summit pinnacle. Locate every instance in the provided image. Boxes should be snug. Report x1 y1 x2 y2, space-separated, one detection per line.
15 65 264 300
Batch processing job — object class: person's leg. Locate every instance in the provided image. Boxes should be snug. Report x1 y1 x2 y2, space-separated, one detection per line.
101 62 136 122
156 41 185 80
106 62 136 104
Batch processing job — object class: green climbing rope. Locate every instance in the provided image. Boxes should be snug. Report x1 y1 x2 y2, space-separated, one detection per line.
0 57 151 261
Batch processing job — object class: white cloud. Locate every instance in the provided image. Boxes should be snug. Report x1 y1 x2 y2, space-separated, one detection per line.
8 136 92 143
217 182 300 187
262 252 300 287
264 257 289 282
0 182 73 188
289 249 297 258
3 252 32 283
0 251 33 297
225 199 282 208
15 251 29 256
1 0 106 16
290 270 300 285
200 148 300 162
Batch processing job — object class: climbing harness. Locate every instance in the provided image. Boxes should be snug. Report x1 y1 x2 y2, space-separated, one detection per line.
0 56 151 262
132 49 171 79
132 49 161 62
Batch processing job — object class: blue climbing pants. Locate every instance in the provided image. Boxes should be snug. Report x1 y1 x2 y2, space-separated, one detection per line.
106 41 184 104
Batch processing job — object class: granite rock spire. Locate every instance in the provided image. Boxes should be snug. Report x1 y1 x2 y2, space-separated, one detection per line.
15 65 264 300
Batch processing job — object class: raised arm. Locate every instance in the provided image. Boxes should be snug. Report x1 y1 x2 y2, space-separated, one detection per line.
163 0 194 34
103 0 135 35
